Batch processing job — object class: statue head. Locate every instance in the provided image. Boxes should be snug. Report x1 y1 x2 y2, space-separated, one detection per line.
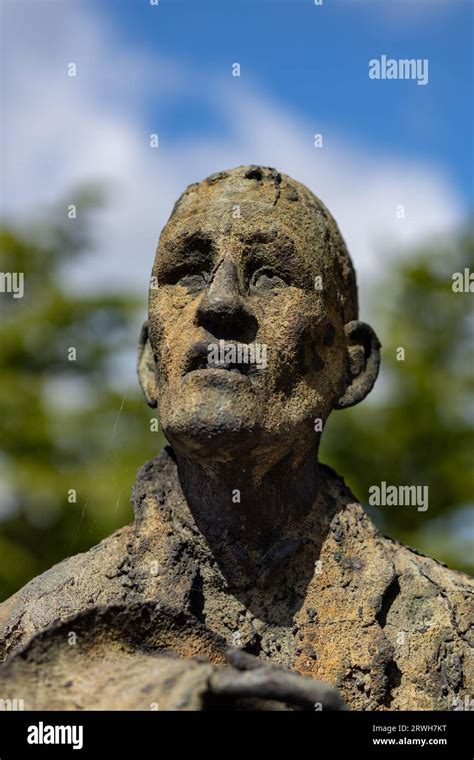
138 166 380 466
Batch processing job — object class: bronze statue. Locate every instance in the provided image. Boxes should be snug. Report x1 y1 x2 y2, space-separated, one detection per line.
0 166 472 710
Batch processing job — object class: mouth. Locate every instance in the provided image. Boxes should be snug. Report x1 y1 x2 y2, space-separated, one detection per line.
183 339 261 379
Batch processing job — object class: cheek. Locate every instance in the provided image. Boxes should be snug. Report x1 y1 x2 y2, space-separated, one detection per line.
150 289 194 348
154 287 194 317
151 290 209 384
297 319 340 375
253 292 328 367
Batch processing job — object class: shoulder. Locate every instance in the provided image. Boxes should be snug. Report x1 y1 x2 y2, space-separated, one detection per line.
0 524 134 660
378 533 474 709
320 461 473 609
0 449 179 661
307 464 473 709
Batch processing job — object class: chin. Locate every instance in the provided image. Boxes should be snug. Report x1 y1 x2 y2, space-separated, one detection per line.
164 423 259 462
159 384 259 461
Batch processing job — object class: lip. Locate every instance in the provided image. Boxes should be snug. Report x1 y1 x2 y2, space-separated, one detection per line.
182 339 260 380
182 367 251 386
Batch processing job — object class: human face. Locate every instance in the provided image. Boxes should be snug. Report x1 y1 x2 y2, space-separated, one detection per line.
148 179 347 462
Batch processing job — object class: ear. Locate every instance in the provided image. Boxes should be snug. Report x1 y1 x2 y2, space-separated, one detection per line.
137 321 158 408
334 320 381 409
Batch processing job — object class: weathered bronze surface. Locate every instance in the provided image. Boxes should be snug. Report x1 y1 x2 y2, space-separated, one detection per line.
0 167 472 710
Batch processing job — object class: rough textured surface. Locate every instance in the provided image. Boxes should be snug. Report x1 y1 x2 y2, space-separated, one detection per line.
1 449 472 710
0 600 345 711
0 166 472 710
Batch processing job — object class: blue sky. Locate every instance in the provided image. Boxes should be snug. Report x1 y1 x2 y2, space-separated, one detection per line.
2 0 472 298
102 0 473 203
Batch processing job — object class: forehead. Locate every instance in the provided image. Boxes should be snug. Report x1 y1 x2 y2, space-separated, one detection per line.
159 175 329 257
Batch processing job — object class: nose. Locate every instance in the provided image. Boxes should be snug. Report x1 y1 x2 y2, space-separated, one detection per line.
195 257 257 342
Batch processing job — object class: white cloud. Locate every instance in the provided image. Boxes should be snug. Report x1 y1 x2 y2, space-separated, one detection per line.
1 0 465 312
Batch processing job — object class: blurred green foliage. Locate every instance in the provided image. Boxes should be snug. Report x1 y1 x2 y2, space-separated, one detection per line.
0 192 162 601
0 199 472 602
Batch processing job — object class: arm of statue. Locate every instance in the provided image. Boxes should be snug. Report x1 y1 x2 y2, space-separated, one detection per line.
209 649 346 710
0 601 346 711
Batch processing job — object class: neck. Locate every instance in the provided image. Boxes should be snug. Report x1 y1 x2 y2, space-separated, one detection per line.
174 441 322 586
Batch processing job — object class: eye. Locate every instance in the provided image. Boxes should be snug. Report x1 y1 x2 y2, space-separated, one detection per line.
177 272 208 293
250 266 287 292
